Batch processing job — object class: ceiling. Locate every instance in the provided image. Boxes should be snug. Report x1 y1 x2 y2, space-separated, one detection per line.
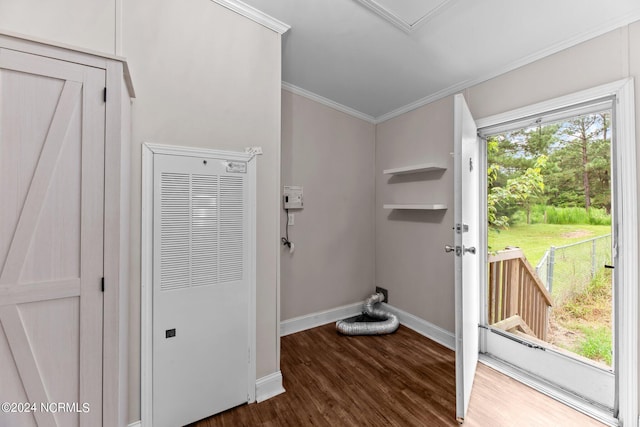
240 0 640 122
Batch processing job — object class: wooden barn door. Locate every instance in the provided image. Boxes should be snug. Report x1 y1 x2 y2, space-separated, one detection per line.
0 49 105 427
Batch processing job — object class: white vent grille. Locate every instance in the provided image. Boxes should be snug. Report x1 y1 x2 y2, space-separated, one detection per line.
191 174 219 287
159 169 245 291
160 173 191 291
219 176 244 283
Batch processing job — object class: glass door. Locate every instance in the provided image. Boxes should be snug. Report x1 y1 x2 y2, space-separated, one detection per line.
482 101 616 412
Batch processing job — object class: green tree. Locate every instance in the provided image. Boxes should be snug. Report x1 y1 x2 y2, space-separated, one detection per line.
543 112 610 210
488 154 547 229
556 113 609 210
487 111 610 226
588 137 611 212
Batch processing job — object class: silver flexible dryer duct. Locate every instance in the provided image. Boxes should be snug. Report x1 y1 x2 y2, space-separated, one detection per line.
336 292 399 335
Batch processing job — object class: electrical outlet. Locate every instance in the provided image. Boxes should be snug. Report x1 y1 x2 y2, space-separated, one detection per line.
376 286 388 304
288 213 295 225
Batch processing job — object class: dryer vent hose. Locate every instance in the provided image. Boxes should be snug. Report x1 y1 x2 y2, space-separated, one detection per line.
335 292 399 335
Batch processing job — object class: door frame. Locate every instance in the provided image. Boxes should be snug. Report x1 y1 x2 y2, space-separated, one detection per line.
475 79 638 425
0 32 133 426
141 143 257 427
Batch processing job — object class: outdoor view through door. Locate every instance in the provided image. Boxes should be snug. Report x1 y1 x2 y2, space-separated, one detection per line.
485 104 615 410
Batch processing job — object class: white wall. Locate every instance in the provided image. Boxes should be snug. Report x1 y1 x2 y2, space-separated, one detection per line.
123 1 281 422
375 96 455 331
281 90 376 320
0 0 118 54
465 26 629 118
1 0 283 424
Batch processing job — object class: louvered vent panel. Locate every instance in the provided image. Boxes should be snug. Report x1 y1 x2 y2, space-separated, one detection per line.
160 173 191 291
191 174 219 287
219 175 244 283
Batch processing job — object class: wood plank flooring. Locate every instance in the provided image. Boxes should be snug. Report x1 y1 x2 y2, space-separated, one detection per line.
191 324 605 427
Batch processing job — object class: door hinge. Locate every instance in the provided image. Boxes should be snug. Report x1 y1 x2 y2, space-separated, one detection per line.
103 87 107 103
101 277 105 292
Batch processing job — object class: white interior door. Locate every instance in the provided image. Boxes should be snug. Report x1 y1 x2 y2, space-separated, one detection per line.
454 94 481 423
0 49 105 427
152 152 254 427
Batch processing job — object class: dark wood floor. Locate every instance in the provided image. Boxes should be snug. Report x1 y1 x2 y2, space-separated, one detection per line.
192 324 605 427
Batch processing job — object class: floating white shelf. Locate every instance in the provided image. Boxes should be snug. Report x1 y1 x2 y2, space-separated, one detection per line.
383 163 446 175
383 204 448 210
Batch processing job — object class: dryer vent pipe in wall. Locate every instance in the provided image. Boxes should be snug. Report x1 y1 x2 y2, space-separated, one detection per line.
336 292 399 335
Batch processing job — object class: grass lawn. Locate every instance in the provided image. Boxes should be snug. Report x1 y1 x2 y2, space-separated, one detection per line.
488 223 611 267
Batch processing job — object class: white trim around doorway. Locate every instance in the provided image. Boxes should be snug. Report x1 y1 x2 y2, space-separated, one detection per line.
475 78 638 426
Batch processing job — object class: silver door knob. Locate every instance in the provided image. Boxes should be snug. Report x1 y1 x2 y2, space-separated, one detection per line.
445 245 455 253
464 246 476 254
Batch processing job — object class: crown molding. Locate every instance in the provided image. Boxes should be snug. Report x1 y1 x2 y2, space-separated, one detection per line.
375 83 463 123
354 0 412 33
354 0 455 33
376 10 640 123
282 82 376 124
211 0 290 34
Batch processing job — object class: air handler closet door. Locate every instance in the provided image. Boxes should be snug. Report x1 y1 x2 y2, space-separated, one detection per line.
152 150 256 427
0 49 105 426
453 94 481 423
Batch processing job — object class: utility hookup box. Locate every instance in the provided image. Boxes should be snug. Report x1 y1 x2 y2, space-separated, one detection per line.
283 186 303 209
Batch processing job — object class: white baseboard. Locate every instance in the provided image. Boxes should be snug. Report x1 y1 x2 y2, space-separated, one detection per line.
280 302 362 336
382 303 455 350
279 300 455 350
256 371 285 403
128 374 285 427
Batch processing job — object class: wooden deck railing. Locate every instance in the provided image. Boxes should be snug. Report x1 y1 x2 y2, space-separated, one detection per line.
488 248 553 340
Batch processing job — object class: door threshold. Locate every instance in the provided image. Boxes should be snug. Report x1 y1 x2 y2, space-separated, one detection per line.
479 354 617 426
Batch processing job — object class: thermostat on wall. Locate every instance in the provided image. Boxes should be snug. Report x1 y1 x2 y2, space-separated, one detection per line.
283 186 303 209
